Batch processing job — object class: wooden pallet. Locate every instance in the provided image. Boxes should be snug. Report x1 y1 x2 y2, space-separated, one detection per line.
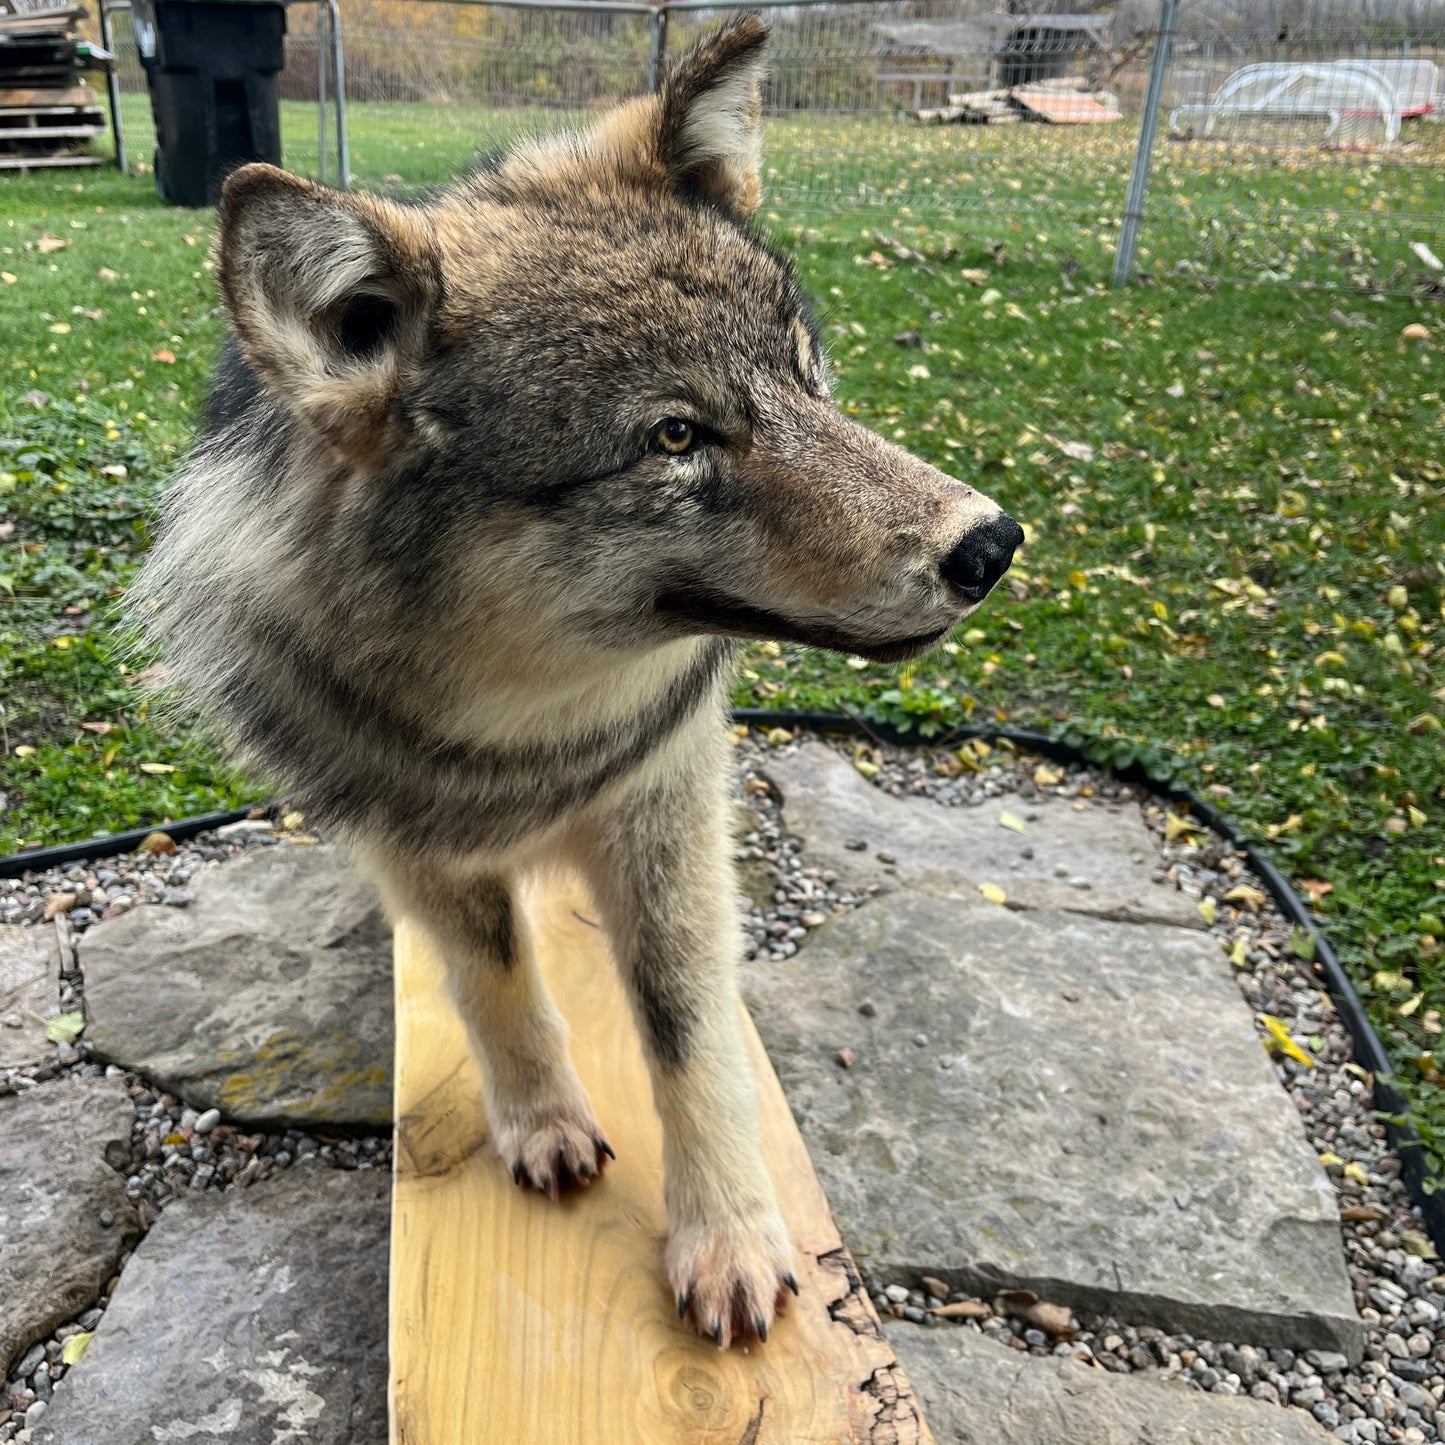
390 874 933 1445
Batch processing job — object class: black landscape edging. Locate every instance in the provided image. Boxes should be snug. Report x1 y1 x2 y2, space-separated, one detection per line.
0 803 273 880
732 706 1445 1251
2 710 1438 1247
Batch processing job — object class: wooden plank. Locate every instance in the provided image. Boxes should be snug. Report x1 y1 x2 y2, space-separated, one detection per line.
390 874 932 1445
0 152 102 168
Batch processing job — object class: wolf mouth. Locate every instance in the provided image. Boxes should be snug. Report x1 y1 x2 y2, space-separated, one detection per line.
653 586 954 664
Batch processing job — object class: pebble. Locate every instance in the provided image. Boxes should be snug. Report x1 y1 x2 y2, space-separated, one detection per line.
193 1108 220 1135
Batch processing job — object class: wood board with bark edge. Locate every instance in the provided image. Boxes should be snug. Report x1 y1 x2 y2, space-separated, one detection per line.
389 873 933 1445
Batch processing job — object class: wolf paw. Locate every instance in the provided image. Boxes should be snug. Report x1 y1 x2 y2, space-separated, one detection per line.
668 1211 797 1348
492 1097 614 1200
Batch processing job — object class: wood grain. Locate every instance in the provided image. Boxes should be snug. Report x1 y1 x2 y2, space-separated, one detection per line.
389 873 933 1445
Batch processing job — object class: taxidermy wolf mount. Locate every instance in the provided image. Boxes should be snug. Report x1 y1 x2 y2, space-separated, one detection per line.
136 14 1022 1347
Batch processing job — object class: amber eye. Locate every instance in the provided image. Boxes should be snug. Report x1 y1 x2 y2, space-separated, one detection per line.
654 418 696 455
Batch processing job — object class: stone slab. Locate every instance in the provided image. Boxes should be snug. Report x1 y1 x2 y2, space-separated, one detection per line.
0 924 56 1067
743 887 1363 1358
763 742 1201 929
32 1165 389 1445
888 1325 1334 1444
79 845 393 1130
0 1076 140 1378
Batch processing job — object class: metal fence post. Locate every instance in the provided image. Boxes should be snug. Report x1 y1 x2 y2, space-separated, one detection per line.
327 0 349 189
98 1 127 173
1112 0 1179 288
316 0 329 184
647 4 668 94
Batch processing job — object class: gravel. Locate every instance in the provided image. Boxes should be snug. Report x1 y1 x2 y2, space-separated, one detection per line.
731 724 1445 1445
0 818 391 1444
4 732 1442 1443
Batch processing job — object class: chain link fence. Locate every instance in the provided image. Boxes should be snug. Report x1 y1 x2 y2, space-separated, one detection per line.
94 0 1445 294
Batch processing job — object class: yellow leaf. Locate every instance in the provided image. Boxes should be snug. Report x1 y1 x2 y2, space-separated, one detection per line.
1315 651 1348 668
1318 1151 1344 1167
1260 1014 1314 1066
61 1332 93 1365
1033 764 1062 787
1163 813 1199 842
1206 694 1226 709
1223 884 1267 911
998 811 1027 835
1343 1162 1369 1186
1409 806 1428 828
763 727 792 747
854 759 879 779
1226 938 1248 967
14 744 35 757
282 810 306 831
1400 993 1424 1017
1068 570 1088 590
1387 585 1409 610
45 1010 85 1045
138 762 176 775
978 883 1007 905
1197 898 1217 927
1373 970 1409 991
48 321 71 334
52 636 71 649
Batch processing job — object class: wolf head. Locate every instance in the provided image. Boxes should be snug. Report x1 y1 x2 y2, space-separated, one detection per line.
212 16 1020 670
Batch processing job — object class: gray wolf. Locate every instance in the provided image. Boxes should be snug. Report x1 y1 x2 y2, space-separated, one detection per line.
135 14 1021 1346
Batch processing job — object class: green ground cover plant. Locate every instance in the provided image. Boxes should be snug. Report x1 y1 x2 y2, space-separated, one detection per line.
0 121 1441 1171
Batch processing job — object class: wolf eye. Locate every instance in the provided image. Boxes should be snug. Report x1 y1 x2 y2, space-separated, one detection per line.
653 418 697 455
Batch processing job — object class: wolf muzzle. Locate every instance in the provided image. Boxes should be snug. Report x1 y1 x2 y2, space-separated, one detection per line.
941 514 1025 603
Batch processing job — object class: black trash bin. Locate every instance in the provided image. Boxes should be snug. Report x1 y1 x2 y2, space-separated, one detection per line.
132 0 286 208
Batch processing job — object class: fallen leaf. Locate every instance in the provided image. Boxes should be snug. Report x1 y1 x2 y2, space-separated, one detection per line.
1297 879 1333 902
998 811 1027 834
763 727 791 747
152 348 176 364
1403 1230 1439 1259
1339 1204 1385 1222
1022 1300 1077 1339
929 1300 990 1320
978 882 1007 905
1409 806 1428 828
281 811 305 831
37 234 67 253
137 830 176 856
1399 993 1424 1018
1223 884 1267 911
1033 763 1062 787
1226 938 1248 967
1318 1151 1344 1167
1163 813 1199 842
1206 693 1226 709
43 893 77 921
80 720 113 734
138 762 176 775
1402 323 1430 342
1068 569 1089 590
1 272 15 284
1260 1014 1314 1067
45 1010 85 1044
1197 898 1217 926
60 1332 93 1365
1343 1161 1370 1186
98 266 118 280
854 759 880 779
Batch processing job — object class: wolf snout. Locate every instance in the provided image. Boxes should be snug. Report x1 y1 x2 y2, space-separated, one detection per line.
940 514 1024 602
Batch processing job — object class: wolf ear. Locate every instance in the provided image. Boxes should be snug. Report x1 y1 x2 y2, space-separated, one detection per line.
655 14 769 218
217 164 442 465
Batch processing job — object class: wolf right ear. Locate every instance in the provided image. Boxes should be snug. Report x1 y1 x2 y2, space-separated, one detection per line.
217 164 443 465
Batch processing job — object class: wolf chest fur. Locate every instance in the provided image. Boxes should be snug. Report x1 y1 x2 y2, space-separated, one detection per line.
136 15 1022 1345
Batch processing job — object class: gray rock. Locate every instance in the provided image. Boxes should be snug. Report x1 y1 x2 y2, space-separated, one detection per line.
889 1326 1335 1443
0 926 56 1067
0 1077 139 1377
763 743 1202 928
80 846 392 1129
744 887 1362 1358
32 1166 388 1445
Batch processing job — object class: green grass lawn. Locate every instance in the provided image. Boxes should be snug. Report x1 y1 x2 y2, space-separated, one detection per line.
1 121 1443 1172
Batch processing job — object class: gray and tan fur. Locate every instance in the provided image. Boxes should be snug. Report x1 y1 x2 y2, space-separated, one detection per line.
135 15 1022 1346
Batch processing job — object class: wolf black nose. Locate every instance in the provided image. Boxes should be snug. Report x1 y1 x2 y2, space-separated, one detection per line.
941 515 1024 602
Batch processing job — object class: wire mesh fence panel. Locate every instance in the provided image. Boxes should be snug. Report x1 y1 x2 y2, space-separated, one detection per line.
1133 1 1445 292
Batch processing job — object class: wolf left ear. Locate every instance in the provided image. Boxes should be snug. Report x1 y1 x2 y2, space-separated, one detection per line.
217 163 443 465
647 14 769 219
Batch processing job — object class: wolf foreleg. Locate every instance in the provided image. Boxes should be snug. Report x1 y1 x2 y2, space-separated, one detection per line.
575 762 796 1346
371 862 612 1196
